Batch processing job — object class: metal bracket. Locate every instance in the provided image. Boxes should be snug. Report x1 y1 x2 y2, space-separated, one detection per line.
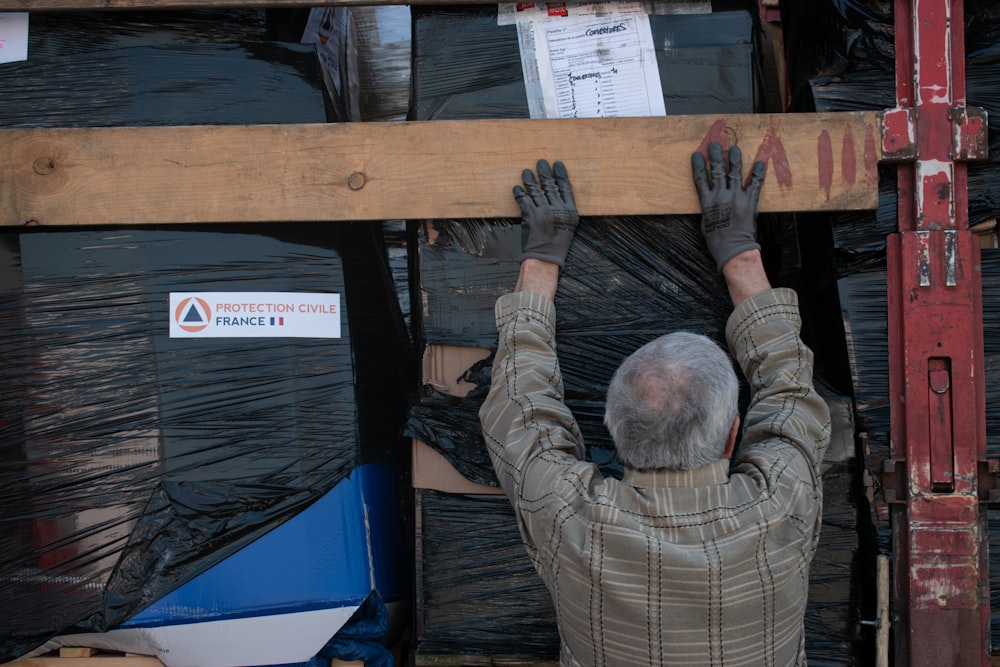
881 108 917 161
883 457 905 504
950 106 989 161
886 457 1000 505
880 106 989 163
978 458 1000 505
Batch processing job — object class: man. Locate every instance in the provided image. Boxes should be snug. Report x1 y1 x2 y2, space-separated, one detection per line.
479 144 832 666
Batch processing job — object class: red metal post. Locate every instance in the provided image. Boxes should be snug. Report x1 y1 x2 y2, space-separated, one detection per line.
884 0 992 664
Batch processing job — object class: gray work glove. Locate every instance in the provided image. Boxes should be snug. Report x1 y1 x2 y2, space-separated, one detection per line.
691 142 766 271
514 159 579 267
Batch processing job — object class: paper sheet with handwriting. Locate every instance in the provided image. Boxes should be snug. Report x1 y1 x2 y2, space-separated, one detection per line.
0 13 28 64
503 3 665 119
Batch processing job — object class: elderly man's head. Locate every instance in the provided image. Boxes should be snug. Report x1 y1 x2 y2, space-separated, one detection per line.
604 332 739 471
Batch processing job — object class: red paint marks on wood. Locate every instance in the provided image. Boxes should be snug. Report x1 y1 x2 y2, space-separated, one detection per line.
751 123 793 190
817 130 833 201
864 125 879 188
842 127 857 186
696 119 730 159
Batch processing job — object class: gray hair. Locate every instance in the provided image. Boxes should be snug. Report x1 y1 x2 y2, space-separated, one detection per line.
604 332 739 471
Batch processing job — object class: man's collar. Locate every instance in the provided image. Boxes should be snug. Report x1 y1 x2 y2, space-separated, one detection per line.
623 458 730 488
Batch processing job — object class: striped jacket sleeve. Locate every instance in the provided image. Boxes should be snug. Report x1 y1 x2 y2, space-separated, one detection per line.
726 287 832 496
478 291 588 546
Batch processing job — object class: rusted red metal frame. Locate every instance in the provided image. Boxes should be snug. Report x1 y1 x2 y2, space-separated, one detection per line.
883 0 993 664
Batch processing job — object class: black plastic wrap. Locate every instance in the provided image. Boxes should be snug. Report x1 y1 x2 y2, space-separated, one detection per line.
349 6 412 122
807 383 866 665
414 490 560 659
24 10 272 52
0 12 412 661
1 12 326 128
410 5 755 121
411 7 529 120
406 392 498 488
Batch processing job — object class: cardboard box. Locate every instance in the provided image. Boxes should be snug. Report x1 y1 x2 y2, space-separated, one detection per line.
413 344 502 494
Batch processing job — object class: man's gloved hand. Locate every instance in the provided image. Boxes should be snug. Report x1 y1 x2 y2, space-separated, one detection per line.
691 142 766 271
515 159 579 267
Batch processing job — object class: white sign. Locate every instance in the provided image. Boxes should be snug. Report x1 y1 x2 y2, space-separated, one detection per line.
0 13 29 64
503 2 665 119
169 292 341 339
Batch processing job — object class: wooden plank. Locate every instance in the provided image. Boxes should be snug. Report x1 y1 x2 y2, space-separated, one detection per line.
0 0 441 8
1 656 162 667
876 553 890 667
0 114 882 227
414 655 558 667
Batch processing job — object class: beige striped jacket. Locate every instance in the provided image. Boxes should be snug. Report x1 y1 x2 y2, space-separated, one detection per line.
480 287 831 667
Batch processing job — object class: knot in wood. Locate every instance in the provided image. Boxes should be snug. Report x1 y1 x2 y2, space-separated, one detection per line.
348 172 366 191
33 157 56 175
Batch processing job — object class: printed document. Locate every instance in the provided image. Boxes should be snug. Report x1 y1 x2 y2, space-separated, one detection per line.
502 3 665 119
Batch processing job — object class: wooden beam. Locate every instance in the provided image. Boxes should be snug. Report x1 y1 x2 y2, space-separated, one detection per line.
57 650 98 659
0 114 882 227
1 656 163 667
0 0 429 8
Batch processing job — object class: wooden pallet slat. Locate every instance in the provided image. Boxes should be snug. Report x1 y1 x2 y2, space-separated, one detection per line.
0 113 881 227
413 656 558 667
0 0 439 9
1 652 162 667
